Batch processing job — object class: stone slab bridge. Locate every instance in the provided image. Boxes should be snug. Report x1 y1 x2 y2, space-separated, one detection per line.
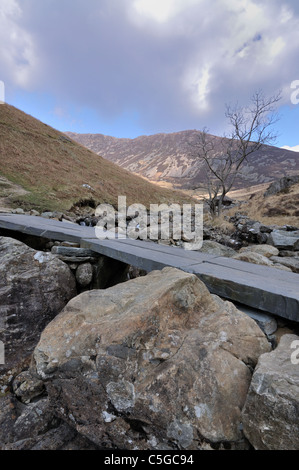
0 213 298 323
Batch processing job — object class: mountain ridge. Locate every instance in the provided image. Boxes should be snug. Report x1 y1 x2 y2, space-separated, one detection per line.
66 130 299 191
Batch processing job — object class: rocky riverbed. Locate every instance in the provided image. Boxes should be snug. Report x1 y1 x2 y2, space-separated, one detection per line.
0 230 298 450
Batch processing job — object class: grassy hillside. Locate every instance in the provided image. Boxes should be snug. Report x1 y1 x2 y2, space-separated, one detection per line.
0 104 193 212
226 181 299 227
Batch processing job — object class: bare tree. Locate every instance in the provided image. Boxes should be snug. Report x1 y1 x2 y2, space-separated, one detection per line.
191 90 282 216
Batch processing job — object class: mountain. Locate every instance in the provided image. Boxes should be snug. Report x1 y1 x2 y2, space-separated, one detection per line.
66 130 299 191
0 105 193 212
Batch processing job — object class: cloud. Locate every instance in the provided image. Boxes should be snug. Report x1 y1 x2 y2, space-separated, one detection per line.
1 0 299 135
131 0 200 24
281 145 299 152
0 0 39 88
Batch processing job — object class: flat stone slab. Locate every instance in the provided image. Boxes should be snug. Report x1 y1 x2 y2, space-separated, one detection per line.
0 214 298 322
81 237 201 272
51 246 97 257
185 262 299 322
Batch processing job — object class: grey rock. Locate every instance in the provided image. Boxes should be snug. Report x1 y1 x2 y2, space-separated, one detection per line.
54 255 98 264
264 175 299 197
75 263 93 287
12 398 57 442
279 250 299 258
270 256 299 274
0 393 99 450
234 304 277 336
12 371 45 404
239 245 279 258
0 394 18 445
51 246 96 257
260 225 273 233
41 212 55 219
12 208 25 215
233 252 274 267
0 237 77 372
29 210 40 217
33 267 270 450
60 241 80 248
198 240 236 257
267 230 299 251
242 334 299 450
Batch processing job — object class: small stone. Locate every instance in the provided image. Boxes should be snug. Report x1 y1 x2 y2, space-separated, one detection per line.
41 212 54 219
233 252 274 267
235 304 277 336
68 263 79 271
29 210 40 216
198 240 236 257
12 371 45 404
279 251 299 258
60 241 80 248
270 256 299 274
51 246 95 257
75 263 93 287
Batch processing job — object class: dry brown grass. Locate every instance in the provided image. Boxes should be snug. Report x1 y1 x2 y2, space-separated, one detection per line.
203 213 235 234
226 182 299 227
0 104 195 212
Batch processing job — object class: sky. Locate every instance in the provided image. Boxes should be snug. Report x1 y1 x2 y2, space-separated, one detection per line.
1 0 299 149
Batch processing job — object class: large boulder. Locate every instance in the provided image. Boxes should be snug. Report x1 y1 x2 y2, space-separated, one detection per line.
33 267 270 450
0 237 77 373
242 334 299 450
264 175 299 198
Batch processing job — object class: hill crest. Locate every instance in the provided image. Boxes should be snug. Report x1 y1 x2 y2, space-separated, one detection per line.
66 130 299 191
0 104 193 212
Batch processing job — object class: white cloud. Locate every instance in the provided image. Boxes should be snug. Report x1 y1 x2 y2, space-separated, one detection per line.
2 0 299 136
132 0 199 23
184 65 211 111
0 0 39 88
280 4 293 23
281 145 299 152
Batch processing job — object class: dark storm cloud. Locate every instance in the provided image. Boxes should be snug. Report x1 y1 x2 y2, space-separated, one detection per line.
1 0 299 135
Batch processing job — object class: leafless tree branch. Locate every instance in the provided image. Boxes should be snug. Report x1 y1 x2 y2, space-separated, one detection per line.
190 90 281 216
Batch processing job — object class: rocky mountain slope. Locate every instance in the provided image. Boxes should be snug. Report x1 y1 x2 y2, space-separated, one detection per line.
0 105 193 213
66 130 299 190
